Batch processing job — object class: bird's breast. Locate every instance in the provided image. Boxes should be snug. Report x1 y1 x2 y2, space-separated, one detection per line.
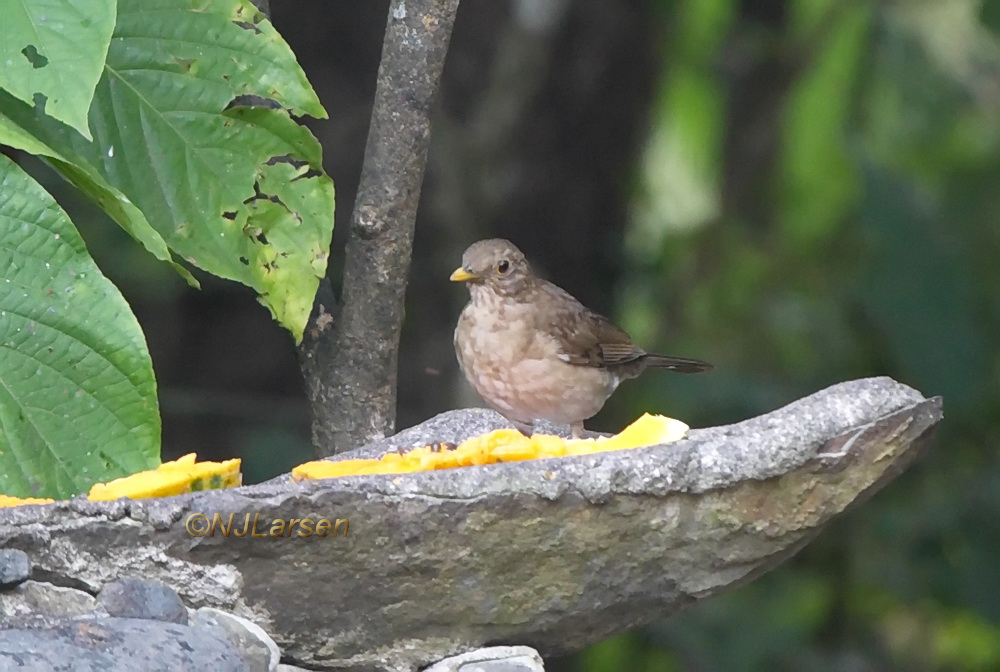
456 299 540 370
454 297 618 424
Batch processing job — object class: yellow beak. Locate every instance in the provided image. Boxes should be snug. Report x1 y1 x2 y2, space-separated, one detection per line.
450 267 477 282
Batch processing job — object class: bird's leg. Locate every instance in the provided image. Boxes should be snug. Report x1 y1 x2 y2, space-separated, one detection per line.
508 418 534 437
570 421 585 439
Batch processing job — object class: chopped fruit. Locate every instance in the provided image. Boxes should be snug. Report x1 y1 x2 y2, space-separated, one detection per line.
88 453 242 501
575 413 689 452
0 495 55 507
292 414 689 482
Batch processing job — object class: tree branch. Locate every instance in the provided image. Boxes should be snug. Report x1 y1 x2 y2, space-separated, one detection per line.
300 0 463 456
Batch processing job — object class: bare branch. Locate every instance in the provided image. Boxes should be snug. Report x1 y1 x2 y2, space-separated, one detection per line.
300 0 463 456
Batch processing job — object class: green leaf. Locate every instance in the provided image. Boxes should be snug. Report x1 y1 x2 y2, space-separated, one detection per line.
0 154 159 499
780 2 869 248
223 106 334 331
0 99 198 287
6 0 332 340
0 0 116 139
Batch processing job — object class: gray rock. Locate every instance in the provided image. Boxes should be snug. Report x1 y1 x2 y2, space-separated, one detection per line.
424 646 544 672
0 617 249 671
0 580 96 619
0 377 942 671
0 549 30 588
192 606 280 672
99 577 188 624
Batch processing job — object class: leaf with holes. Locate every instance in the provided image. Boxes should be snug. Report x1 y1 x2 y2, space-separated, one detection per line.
0 0 333 341
0 155 160 499
0 0 115 139
221 106 334 331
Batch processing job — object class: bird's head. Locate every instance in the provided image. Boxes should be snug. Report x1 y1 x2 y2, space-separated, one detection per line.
450 239 533 297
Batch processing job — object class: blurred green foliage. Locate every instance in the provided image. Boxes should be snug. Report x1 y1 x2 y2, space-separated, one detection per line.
582 0 1000 670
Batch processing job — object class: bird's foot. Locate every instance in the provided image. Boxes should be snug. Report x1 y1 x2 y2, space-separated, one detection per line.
570 421 585 439
509 419 534 437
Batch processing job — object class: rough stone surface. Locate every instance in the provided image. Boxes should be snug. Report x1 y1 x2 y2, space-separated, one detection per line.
99 577 189 624
192 606 280 672
0 580 96 619
0 549 30 588
0 378 942 671
424 646 544 671
0 617 248 671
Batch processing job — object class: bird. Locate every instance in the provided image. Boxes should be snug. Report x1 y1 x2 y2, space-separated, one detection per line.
450 238 712 438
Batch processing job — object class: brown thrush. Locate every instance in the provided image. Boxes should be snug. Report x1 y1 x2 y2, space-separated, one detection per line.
451 239 712 438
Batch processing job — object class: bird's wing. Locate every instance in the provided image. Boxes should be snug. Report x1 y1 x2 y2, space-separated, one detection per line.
536 282 646 368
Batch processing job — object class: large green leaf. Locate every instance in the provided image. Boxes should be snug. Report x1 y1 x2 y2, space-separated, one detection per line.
78 85 334 339
780 1 869 249
0 0 334 341
0 154 159 499
0 100 197 287
97 0 332 340
0 0 116 139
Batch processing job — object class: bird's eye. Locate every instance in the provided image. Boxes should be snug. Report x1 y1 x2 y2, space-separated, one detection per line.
497 260 510 274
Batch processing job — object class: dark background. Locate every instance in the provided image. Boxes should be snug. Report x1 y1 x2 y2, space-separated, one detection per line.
33 0 1000 670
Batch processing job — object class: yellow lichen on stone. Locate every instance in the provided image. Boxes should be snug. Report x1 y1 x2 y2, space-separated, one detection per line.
291 414 689 482
0 495 56 507
87 453 242 501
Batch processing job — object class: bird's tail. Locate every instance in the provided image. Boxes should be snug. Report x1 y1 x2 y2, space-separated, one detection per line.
644 354 713 373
